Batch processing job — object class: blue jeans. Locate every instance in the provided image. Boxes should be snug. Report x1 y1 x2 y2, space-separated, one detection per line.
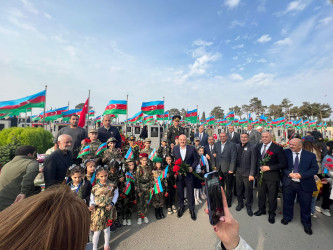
311 196 317 214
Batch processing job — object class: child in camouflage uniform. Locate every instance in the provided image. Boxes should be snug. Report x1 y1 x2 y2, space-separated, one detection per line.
157 138 171 161
120 159 137 226
89 166 119 250
152 157 166 220
123 135 140 164
165 155 177 214
79 129 102 162
136 153 153 225
102 137 123 164
140 138 155 170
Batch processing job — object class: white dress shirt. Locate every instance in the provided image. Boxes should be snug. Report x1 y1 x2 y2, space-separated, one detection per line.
180 146 187 161
292 149 302 182
221 142 226 153
261 141 272 155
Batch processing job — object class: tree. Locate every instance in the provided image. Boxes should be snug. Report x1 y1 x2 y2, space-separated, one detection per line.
289 106 299 120
249 97 266 117
75 103 93 110
267 104 283 119
180 108 187 120
229 106 243 119
167 108 180 118
280 98 293 119
210 106 224 119
241 104 251 119
319 103 332 119
201 112 206 121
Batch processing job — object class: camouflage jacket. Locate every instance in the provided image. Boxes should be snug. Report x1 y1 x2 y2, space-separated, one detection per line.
166 125 184 145
102 148 123 164
157 146 171 159
136 165 153 192
123 144 140 161
79 139 102 161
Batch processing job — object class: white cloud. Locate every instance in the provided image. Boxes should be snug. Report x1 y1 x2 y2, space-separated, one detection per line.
225 40 231 44
234 35 241 41
43 12 52 19
245 72 274 86
225 0 241 9
257 0 266 12
0 26 20 37
319 17 333 25
65 46 79 57
229 73 243 80
275 37 292 45
230 20 245 28
232 56 238 60
188 53 220 76
257 34 272 43
284 0 311 14
20 0 39 14
193 40 213 46
232 44 244 49
257 58 267 63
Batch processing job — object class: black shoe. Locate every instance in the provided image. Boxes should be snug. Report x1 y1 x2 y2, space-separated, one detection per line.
155 208 161 220
177 207 184 218
110 224 117 232
304 227 312 235
268 215 275 224
236 204 244 211
247 208 253 217
190 210 197 221
115 219 123 229
159 207 165 219
281 218 289 225
254 210 266 216
228 202 232 208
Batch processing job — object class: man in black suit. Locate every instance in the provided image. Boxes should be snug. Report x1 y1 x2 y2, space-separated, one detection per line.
213 132 237 207
227 126 240 145
204 136 216 171
44 134 73 188
235 133 257 216
172 134 199 220
281 139 318 235
195 125 209 146
254 132 287 224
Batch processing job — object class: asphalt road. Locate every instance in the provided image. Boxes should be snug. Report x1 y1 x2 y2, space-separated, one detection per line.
91 192 333 250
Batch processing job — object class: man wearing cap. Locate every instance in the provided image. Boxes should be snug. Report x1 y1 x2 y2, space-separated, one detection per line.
54 114 88 164
102 137 123 164
194 137 201 151
123 135 140 162
97 114 122 148
167 115 185 146
157 138 171 160
79 128 102 162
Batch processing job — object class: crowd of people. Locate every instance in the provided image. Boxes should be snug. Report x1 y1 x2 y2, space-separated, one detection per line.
0 113 332 250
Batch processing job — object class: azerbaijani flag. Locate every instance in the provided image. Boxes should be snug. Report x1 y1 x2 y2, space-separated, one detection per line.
160 165 169 179
128 111 143 123
124 181 132 195
104 100 127 115
77 145 91 158
126 172 136 182
141 101 164 115
309 120 316 127
206 116 215 125
271 117 286 126
148 149 157 161
147 189 154 204
260 115 268 123
90 172 96 186
225 111 235 121
95 142 107 156
62 109 82 121
125 147 134 159
143 115 154 124
154 177 164 194
239 119 249 126
44 106 68 121
186 109 198 124
156 111 169 121
0 90 46 113
94 115 102 123
200 155 205 166
234 119 239 125
316 123 322 128
89 110 95 117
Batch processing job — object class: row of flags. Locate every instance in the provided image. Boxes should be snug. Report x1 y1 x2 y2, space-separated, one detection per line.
0 91 329 129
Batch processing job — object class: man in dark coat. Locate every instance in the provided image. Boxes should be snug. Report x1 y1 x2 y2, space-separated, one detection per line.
254 132 287 224
281 138 318 235
167 115 184 146
194 125 209 146
235 133 257 216
172 134 199 221
44 134 73 188
97 114 121 148
227 125 241 145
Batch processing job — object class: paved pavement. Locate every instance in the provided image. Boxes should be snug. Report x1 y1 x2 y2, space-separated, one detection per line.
92 193 333 250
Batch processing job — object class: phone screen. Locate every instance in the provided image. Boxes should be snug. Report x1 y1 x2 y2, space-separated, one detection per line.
205 171 224 225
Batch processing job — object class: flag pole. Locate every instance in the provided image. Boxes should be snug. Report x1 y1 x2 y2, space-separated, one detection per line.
43 85 47 129
197 105 199 128
87 90 90 130
25 108 27 127
162 96 165 129
125 94 128 135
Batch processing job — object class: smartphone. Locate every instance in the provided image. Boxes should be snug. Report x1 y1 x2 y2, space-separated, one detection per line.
205 171 224 225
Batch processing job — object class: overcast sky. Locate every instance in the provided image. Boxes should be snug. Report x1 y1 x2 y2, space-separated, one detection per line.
0 0 332 119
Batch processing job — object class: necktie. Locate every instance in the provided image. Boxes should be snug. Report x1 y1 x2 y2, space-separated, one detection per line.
294 153 299 173
261 144 267 159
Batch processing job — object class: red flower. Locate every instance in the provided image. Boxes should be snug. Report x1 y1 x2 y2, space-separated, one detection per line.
173 165 180 172
120 194 126 198
173 185 177 188
106 219 113 226
132 200 137 204
327 158 332 162
84 138 91 143
175 158 182 165
164 192 169 197
140 213 145 219
267 150 273 156
174 172 179 176
219 177 222 180
201 182 205 186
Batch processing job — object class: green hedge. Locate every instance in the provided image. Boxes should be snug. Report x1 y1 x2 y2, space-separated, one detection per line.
0 127 54 167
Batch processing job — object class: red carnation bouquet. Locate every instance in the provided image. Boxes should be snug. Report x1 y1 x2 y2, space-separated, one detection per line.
259 150 273 186
173 158 203 180
106 219 113 227
83 138 91 144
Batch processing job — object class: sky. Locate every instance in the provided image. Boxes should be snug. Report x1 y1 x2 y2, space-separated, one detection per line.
0 0 332 119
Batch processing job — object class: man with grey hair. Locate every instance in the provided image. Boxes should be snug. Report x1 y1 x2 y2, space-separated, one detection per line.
44 134 73 188
247 124 261 145
195 125 208 146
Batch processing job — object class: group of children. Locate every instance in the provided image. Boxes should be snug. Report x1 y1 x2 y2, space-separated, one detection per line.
66 131 209 250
